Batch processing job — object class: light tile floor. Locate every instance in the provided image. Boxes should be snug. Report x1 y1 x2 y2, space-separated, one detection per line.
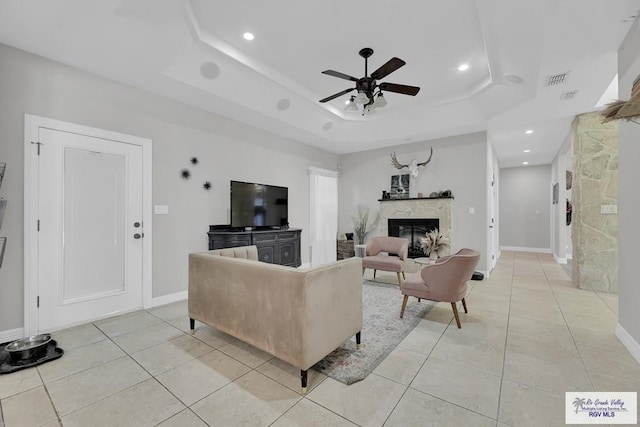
1 251 638 426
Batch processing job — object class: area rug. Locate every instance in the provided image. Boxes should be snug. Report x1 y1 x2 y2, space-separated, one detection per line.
313 280 433 384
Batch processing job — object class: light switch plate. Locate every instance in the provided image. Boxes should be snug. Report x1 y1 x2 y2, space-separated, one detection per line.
154 205 169 215
600 205 617 214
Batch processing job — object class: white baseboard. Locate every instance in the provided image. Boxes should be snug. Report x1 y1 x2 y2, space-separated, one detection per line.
299 262 311 269
567 253 573 260
0 327 25 344
616 323 640 365
554 254 568 264
151 290 187 308
500 246 552 254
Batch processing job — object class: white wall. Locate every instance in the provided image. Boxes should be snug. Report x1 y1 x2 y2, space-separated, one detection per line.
338 132 491 272
499 165 552 251
0 43 338 332
617 19 640 359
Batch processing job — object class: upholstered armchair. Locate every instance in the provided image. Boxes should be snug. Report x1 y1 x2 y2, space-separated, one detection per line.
400 248 480 328
362 236 409 285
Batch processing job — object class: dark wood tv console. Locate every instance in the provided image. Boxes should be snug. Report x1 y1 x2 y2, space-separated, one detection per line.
207 226 301 267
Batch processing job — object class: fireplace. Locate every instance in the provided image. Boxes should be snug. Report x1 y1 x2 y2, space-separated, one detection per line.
388 218 439 259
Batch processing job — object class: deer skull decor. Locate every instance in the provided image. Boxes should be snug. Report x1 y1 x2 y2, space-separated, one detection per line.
390 147 433 178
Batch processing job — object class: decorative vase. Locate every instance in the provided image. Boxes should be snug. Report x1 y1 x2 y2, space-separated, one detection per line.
429 252 438 261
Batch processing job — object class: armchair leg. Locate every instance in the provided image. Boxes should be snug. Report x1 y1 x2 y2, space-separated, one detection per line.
402 271 406 280
451 303 462 329
373 270 377 279
300 370 308 395
362 267 366 276
356 331 361 350
400 295 409 318
396 272 402 285
461 298 468 313
189 318 195 335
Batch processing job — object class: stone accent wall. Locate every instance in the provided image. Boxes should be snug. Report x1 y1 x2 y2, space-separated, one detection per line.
379 198 453 245
572 112 618 292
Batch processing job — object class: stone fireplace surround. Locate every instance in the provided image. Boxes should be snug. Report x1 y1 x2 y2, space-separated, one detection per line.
379 197 453 259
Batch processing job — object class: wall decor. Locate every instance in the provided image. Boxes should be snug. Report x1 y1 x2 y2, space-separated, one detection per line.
180 169 191 179
390 174 410 199
566 170 573 190
203 181 211 190
390 147 433 178
0 199 6 229
552 182 559 204
0 162 5 190
0 237 5 269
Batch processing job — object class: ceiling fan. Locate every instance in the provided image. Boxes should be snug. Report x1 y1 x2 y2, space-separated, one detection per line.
319 47 420 114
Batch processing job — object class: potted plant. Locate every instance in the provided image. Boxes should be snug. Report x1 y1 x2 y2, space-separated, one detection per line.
353 205 378 245
420 228 450 260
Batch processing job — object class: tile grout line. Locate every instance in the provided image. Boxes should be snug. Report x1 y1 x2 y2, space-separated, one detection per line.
494 252 516 427
541 255 599 394
35 367 63 427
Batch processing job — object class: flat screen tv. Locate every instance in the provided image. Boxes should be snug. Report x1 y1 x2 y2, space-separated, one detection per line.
230 180 288 228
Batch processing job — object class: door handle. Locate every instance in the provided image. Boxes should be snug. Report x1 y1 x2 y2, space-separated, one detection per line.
134 233 143 239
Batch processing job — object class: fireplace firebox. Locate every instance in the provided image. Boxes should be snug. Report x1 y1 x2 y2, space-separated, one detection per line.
388 218 440 259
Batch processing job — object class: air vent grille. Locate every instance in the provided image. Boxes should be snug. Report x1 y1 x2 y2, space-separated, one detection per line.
560 90 578 100
545 72 569 87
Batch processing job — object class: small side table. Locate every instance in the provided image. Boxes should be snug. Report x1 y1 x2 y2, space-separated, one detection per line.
354 244 367 258
414 257 436 268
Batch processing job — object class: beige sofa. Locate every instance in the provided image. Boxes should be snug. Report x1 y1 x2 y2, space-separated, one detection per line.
188 245 363 393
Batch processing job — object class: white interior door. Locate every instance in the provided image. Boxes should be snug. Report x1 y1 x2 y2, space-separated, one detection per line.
37 128 144 332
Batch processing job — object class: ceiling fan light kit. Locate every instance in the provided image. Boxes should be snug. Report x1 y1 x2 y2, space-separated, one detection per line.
374 92 387 108
345 96 359 112
319 47 420 116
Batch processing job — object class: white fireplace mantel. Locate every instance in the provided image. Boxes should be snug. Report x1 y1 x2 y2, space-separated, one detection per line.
378 197 453 240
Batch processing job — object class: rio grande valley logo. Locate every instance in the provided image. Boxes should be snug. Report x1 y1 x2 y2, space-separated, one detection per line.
566 392 637 424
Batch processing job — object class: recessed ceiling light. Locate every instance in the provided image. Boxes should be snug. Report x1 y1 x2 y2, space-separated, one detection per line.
243 32 254 40
458 64 469 72
523 161 529 165
525 129 534 134
524 149 531 153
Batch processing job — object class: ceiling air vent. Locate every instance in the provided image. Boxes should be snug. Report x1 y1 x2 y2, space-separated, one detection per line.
560 90 578 100
545 72 569 87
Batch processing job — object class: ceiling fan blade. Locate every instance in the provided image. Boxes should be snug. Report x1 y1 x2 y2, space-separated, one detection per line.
322 70 358 82
379 82 420 96
319 87 355 103
371 57 406 80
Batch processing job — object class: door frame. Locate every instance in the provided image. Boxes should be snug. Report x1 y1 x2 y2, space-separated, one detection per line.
24 114 153 336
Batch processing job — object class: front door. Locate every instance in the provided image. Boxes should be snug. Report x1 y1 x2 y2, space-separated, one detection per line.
36 127 144 332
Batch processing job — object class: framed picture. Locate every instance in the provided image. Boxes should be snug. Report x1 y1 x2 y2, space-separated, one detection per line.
0 198 5 229
552 183 559 204
390 174 410 199
566 170 573 190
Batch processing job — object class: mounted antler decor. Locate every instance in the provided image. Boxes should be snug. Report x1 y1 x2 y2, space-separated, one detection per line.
390 147 433 178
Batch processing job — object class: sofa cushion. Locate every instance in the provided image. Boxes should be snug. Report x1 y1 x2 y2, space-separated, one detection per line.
362 254 405 272
208 245 259 261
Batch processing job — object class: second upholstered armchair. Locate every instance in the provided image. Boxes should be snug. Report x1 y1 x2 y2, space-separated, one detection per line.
361 236 409 285
400 248 480 328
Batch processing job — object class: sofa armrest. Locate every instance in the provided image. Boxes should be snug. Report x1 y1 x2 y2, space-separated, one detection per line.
301 257 363 369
